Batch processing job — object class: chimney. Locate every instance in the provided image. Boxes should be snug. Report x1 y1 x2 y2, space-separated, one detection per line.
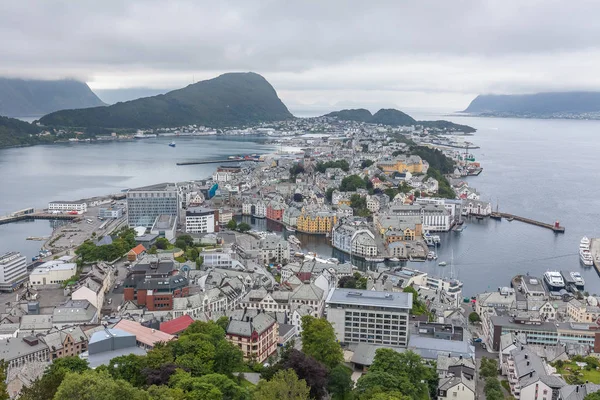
521 345 524 350
459 355 463 360
524 354 528 359
527 361 530 366
576 386 579 393
529 372 533 378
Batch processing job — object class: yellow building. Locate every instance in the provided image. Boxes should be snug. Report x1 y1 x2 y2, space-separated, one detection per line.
297 211 338 234
378 155 423 175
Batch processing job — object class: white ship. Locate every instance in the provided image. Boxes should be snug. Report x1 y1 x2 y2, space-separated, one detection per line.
579 236 593 266
543 271 565 291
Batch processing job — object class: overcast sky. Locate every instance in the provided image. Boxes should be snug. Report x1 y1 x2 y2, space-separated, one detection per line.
1 0 598 111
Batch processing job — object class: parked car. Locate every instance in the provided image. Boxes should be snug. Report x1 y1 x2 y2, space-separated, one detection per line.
473 338 483 343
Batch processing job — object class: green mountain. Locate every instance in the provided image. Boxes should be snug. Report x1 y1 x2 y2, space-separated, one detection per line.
0 78 105 117
371 108 417 126
464 92 600 116
0 115 42 148
324 108 373 122
323 108 476 132
39 72 294 129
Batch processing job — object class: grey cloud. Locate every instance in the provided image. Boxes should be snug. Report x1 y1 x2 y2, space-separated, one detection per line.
0 0 599 108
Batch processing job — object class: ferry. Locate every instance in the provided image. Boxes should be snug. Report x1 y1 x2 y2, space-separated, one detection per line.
570 271 585 290
168 142 176 147
543 271 565 292
133 133 157 139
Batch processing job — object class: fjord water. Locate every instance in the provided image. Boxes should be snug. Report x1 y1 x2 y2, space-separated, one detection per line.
1 117 600 296
0 136 274 260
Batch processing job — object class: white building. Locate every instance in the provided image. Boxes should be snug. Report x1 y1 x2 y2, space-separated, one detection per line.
48 201 87 213
389 204 452 232
326 289 412 347
0 252 28 292
218 209 233 225
29 261 77 287
259 237 290 264
351 231 378 257
185 207 217 234
462 200 492 217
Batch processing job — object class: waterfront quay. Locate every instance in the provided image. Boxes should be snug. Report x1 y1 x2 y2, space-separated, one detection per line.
0 209 79 225
490 211 566 233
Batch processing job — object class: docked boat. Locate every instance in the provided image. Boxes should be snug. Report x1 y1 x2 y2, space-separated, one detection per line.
365 257 385 262
570 271 585 290
427 251 438 260
438 261 447 266
285 225 296 233
168 141 176 147
134 133 157 139
543 271 565 292
287 235 301 246
389 257 400 262
580 249 593 266
580 236 591 251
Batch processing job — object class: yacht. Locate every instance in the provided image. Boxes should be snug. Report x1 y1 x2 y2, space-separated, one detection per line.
168 141 176 147
285 225 296 233
570 272 585 290
580 248 593 266
287 235 301 246
543 271 565 291
580 236 591 251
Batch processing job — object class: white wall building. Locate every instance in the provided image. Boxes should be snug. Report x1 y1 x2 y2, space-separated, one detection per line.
0 252 28 291
29 261 77 287
48 201 87 213
326 289 412 347
185 207 217 234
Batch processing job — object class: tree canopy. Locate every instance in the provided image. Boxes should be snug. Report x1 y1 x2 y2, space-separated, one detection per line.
301 316 344 370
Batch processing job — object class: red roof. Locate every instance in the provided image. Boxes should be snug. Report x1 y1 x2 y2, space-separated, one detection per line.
159 315 194 335
130 244 146 255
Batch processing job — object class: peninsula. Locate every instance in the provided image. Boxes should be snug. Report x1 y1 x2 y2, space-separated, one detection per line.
463 91 600 119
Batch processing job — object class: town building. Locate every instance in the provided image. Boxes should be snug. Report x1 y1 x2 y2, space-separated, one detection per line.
127 244 146 262
159 315 195 335
80 328 147 368
326 288 412 347
123 257 189 311
377 155 423 174
48 201 87 213
259 237 290 264
126 183 180 228
52 300 98 328
29 260 77 287
150 214 177 241
113 319 175 350
98 206 123 219
42 325 88 360
388 204 451 232
0 336 49 373
266 201 285 221
185 207 219 233
0 252 28 292
297 210 338 234
225 312 278 363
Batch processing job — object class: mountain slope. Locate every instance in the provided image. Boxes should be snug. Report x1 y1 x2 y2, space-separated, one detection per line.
39 72 294 128
323 108 476 132
324 108 373 122
0 78 105 117
0 115 42 147
464 92 600 116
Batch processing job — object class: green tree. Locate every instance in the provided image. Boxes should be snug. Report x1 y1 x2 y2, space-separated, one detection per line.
146 385 186 400
0 362 8 400
238 222 251 232
361 159 374 168
148 245 158 254
196 255 204 268
480 357 498 378
175 238 188 251
227 219 238 230
328 364 353 400
469 312 481 324
108 354 147 387
53 370 148 400
214 340 244 376
155 237 170 250
20 356 90 400
340 175 367 192
483 377 503 400
254 369 310 400
301 316 343 370
585 392 600 400
325 188 335 203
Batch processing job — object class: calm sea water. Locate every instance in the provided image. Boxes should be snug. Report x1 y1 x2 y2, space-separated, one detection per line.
1 119 600 296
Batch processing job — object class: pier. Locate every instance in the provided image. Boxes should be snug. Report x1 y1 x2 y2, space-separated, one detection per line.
177 159 260 166
492 212 565 233
0 212 80 226
591 239 600 274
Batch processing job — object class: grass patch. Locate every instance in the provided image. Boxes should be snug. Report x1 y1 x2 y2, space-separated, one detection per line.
239 378 255 388
555 361 600 384
501 379 510 392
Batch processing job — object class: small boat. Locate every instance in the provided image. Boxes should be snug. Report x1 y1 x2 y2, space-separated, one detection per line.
389 257 400 262
168 142 176 147
285 225 296 232
438 261 447 266
507 217 514 221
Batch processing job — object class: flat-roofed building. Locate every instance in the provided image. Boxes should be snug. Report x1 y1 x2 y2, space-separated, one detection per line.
0 252 28 292
126 183 179 228
151 214 177 241
113 319 175 350
326 288 412 347
185 207 219 233
48 201 87 213
29 260 77 287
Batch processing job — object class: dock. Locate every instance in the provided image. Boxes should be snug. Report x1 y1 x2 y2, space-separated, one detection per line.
493 212 565 233
0 212 80 226
177 159 260 166
591 239 600 274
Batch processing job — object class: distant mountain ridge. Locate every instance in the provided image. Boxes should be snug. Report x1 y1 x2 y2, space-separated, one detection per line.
0 78 105 117
464 92 600 116
0 115 42 148
323 108 476 133
39 72 294 128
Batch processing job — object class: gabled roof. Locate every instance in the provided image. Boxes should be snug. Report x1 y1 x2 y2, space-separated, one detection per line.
159 315 194 335
130 244 146 255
